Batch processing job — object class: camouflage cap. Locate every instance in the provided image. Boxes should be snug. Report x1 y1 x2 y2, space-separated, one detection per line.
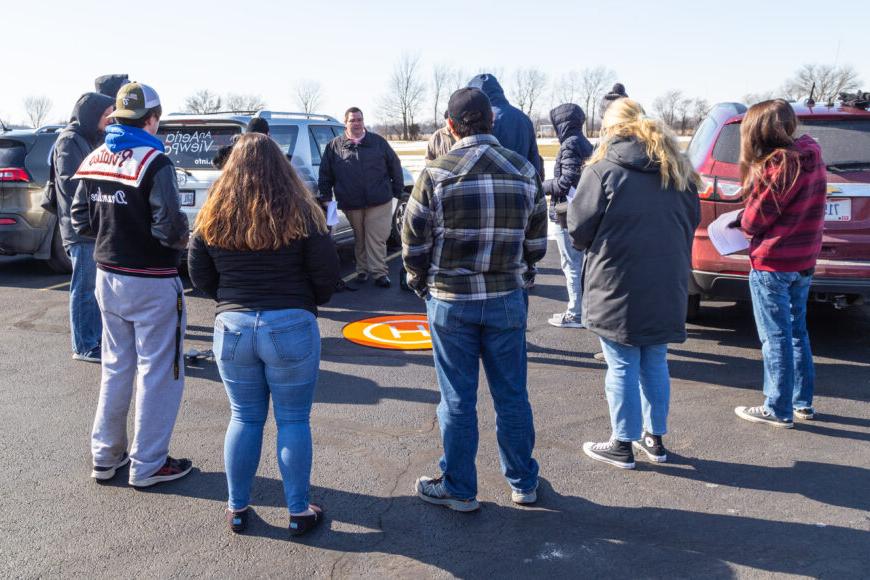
110 82 161 120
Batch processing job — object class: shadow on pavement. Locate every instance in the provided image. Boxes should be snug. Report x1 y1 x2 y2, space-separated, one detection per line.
140 473 868 577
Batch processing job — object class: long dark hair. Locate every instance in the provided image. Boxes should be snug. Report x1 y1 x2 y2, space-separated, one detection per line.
739 99 801 207
194 133 326 251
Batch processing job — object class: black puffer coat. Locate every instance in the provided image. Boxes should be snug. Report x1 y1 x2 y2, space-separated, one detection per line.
542 104 593 206
568 137 700 346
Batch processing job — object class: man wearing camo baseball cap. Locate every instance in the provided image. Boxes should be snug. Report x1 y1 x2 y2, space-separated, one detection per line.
71 81 194 488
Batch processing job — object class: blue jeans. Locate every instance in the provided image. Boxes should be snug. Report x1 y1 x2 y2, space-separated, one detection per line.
748 269 814 420
68 242 102 355
426 289 539 500
599 337 671 442
554 227 584 318
213 309 320 514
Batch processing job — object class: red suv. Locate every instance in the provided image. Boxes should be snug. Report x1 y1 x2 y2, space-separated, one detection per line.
685 99 870 318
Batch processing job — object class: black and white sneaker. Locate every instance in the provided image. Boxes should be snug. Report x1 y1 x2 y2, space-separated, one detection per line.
734 405 794 429
129 456 193 487
632 432 667 463
582 439 635 469
91 452 129 481
794 407 815 421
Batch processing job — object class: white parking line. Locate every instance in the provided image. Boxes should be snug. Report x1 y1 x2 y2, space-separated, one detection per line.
40 281 70 291
341 250 403 283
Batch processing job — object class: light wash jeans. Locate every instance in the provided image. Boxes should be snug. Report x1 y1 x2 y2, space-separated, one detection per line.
426 289 539 500
214 309 320 514
92 271 186 481
554 227 584 318
748 269 815 420
68 242 102 355
599 337 671 442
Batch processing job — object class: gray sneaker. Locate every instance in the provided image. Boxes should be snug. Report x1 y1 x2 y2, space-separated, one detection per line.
735 405 794 429
511 481 538 505
415 476 480 512
548 312 584 328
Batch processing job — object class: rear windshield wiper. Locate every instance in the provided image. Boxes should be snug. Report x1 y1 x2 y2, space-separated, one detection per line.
827 162 870 172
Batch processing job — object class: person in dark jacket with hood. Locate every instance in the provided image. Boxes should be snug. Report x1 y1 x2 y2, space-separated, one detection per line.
54 91 115 362
467 74 543 178
568 98 701 470
542 103 593 328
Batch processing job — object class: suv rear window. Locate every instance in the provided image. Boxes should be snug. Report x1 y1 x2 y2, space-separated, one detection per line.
270 126 299 155
0 139 26 168
711 119 870 166
157 125 241 169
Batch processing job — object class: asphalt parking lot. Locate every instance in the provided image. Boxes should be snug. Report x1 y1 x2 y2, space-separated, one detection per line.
1 243 868 579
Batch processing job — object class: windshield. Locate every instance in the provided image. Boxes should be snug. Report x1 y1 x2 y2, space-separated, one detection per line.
269 125 299 155
0 139 26 168
157 125 241 169
712 119 870 167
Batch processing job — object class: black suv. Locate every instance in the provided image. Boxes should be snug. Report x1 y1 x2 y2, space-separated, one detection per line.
0 126 70 272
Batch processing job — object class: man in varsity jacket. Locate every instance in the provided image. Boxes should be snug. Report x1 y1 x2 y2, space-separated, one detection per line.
71 82 193 488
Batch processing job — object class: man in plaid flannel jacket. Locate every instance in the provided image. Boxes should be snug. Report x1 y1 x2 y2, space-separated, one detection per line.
402 87 547 512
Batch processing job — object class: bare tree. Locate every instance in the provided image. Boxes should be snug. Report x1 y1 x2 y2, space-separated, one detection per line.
447 68 467 94
652 89 689 129
431 64 452 129
510 68 548 118
554 70 583 104
579 66 616 134
184 89 222 114
782 64 861 103
23 96 53 128
295 80 322 114
224 93 266 112
691 98 711 128
381 53 426 140
741 90 779 106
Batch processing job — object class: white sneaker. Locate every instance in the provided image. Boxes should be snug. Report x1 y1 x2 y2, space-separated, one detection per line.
548 312 584 328
511 481 538 505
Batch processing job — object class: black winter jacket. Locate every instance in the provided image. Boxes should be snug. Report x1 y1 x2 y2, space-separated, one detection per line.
542 104 593 207
568 137 700 346
318 131 403 211
54 92 114 247
188 228 340 316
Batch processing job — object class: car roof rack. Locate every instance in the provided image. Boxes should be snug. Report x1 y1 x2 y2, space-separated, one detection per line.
255 111 338 122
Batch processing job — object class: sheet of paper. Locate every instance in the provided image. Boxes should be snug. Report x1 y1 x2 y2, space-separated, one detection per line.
708 208 750 256
326 200 339 227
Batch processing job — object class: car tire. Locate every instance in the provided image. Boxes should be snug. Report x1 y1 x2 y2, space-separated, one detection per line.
45 223 72 274
388 196 408 249
686 293 701 322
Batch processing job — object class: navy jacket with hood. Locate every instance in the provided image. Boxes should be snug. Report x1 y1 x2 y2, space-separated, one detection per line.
542 103 593 203
467 74 543 177
53 92 115 247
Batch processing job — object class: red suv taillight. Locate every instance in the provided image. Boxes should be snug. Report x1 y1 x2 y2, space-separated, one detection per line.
699 176 743 202
0 168 30 182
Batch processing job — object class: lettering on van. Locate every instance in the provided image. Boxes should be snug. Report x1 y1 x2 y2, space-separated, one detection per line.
163 131 216 156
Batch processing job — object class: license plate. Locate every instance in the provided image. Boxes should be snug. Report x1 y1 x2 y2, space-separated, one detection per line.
179 190 195 207
825 198 851 221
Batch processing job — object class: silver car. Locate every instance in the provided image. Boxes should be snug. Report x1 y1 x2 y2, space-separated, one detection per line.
157 111 414 247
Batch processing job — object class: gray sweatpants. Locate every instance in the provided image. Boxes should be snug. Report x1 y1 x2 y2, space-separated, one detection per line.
92 269 186 482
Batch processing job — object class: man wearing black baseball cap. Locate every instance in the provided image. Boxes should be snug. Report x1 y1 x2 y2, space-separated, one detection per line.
403 87 547 511
71 82 193 488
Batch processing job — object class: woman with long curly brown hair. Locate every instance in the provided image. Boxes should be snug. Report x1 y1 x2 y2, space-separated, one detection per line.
733 99 827 429
188 132 339 536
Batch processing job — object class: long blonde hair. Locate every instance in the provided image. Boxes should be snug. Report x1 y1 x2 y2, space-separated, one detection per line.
586 98 701 192
194 133 327 251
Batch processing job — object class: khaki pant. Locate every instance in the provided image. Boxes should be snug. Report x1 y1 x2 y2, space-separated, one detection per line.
345 201 393 278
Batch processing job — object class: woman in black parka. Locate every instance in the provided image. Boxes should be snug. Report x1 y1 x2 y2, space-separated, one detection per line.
568 98 701 469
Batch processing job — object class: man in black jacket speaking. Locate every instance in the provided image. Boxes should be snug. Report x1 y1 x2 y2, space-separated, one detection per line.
318 107 403 288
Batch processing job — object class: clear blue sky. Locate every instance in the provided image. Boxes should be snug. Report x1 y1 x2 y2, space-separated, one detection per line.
3 0 868 126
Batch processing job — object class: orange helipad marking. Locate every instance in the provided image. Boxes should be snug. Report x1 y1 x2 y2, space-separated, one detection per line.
342 315 431 350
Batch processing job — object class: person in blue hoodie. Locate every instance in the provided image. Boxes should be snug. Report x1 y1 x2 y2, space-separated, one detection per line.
71 82 193 488
542 103 593 328
467 73 543 178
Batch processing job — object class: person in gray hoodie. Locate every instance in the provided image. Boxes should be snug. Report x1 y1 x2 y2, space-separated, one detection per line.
568 98 700 470
54 91 115 362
